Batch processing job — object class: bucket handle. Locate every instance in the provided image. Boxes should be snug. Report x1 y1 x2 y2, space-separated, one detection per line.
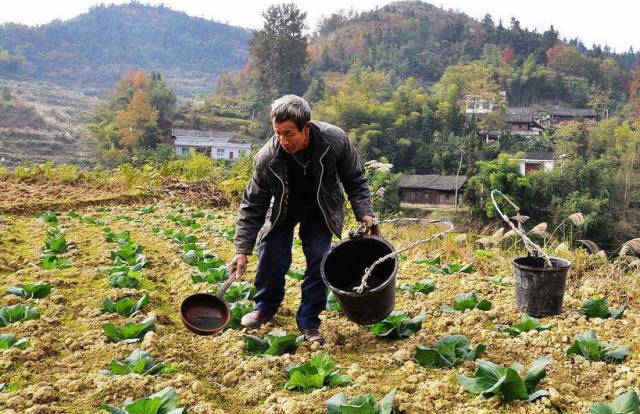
348 217 410 239
490 189 552 268
216 269 238 300
353 218 454 294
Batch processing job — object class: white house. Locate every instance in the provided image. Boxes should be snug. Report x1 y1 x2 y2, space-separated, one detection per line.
464 91 506 115
513 151 557 176
171 129 251 161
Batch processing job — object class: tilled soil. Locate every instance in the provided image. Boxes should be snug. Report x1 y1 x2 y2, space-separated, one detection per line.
0 178 133 214
0 202 638 413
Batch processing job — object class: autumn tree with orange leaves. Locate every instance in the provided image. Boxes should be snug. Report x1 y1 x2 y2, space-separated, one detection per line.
115 89 159 146
112 69 150 109
90 69 176 167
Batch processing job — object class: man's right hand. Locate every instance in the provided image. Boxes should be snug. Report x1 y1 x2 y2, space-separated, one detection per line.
229 253 248 277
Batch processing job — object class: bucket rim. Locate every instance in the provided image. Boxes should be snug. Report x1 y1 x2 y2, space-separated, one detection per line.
320 235 398 297
512 255 572 271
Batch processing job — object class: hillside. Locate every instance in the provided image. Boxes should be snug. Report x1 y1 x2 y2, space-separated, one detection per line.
310 1 482 81
0 3 251 97
0 79 97 168
310 1 638 78
211 1 639 118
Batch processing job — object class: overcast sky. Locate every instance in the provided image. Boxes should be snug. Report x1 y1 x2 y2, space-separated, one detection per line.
1 0 638 52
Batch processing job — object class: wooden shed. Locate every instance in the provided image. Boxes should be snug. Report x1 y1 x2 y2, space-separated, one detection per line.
398 175 467 205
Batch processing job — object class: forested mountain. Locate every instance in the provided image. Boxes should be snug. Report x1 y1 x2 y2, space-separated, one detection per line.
312 1 638 74
216 1 639 117
308 1 638 107
0 2 250 96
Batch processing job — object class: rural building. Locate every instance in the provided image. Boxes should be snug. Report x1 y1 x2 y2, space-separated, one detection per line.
477 107 544 143
506 107 545 137
475 104 597 142
464 91 506 115
171 129 251 161
513 151 558 176
399 175 467 206
540 106 597 127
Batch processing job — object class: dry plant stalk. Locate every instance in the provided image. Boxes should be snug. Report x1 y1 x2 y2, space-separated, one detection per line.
621 238 640 256
355 219 454 293
490 189 552 268
567 213 585 226
577 239 602 254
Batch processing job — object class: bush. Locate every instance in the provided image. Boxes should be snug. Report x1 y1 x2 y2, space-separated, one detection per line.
160 152 223 181
366 160 401 215
115 163 161 190
464 154 532 219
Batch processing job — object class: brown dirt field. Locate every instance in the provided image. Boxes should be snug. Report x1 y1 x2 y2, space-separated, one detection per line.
0 201 638 413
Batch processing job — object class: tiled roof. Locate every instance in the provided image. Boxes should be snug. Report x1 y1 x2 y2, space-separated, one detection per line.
171 129 232 140
523 151 555 160
549 106 597 117
399 175 467 191
506 107 536 123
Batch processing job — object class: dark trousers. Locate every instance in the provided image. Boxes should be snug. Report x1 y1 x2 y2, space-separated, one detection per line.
253 213 332 330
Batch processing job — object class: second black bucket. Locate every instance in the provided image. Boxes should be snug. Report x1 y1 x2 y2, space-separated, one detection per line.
513 256 572 317
321 235 398 325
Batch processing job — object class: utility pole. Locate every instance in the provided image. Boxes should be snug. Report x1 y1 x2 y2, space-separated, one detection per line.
455 147 464 212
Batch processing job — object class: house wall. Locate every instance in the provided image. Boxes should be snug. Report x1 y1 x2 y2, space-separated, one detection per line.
510 123 543 136
209 144 251 160
174 142 251 161
400 188 459 205
518 160 555 175
438 192 457 205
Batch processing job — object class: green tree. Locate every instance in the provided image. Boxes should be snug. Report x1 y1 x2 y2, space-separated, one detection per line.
147 71 177 130
613 121 640 222
434 61 500 99
555 121 590 160
365 159 401 215
249 3 309 98
303 77 326 103
527 157 618 242
464 153 532 219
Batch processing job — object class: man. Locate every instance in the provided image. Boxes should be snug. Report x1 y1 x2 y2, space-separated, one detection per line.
228 94 377 344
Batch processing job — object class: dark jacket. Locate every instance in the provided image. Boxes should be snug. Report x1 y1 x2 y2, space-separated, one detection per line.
234 120 374 255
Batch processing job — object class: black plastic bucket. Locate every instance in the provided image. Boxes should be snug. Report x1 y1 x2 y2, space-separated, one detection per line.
513 256 571 317
321 235 398 325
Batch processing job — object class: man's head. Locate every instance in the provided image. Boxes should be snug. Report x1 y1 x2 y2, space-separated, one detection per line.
270 95 312 154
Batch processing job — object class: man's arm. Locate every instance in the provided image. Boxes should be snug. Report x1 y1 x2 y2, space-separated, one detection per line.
234 165 271 256
230 165 271 277
336 134 375 221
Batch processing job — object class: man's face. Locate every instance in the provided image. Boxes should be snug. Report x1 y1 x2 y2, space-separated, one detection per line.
273 119 309 154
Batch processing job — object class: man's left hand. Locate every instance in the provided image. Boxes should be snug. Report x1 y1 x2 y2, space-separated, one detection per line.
361 215 381 236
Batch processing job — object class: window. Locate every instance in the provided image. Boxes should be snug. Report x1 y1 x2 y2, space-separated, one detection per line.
181 147 189 155
229 151 234 160
524 162 542 175
216 148 224 157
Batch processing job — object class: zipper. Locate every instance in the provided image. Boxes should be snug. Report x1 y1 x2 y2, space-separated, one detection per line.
263 165 285 241
317 146 337 237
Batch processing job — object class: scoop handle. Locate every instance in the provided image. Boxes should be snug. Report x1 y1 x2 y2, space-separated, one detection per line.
216 269 238 300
